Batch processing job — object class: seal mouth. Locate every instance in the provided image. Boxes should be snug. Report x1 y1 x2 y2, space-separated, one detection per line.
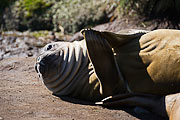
38 60 46 74
35 56 48 78
35 52 49 77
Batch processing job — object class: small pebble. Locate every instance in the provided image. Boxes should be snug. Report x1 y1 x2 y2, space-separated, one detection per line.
0 117 4 120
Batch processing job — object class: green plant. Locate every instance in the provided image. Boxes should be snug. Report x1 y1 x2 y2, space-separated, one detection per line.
1 0 113 33
17 0 53 18
7 0 55 31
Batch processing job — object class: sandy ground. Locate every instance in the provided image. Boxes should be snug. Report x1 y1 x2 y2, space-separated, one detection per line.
0 57 141 120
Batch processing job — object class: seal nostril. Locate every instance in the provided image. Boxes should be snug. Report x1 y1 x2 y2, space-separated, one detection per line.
37 56 41 62
47 45 52 51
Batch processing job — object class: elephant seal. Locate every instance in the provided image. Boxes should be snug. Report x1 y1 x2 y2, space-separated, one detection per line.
35 29 180 119
35 29 149 101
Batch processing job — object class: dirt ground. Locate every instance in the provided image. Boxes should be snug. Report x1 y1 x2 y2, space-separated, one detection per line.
0 57 166 120
0 57 140 120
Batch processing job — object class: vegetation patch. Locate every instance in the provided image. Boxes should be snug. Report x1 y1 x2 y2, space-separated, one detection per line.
1 0 180 32
17 0 53 18
51 0 110 34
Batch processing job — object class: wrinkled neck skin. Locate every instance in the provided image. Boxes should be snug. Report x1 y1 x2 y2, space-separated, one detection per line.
38 40 102 101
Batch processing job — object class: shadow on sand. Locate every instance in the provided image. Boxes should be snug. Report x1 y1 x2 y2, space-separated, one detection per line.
54 94 166 120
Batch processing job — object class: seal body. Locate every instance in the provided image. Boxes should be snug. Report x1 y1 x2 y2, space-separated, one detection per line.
36 29 180 99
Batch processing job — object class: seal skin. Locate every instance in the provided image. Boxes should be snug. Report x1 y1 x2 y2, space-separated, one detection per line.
35 29 180 119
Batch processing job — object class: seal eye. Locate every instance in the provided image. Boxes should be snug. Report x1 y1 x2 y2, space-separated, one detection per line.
47 45 52 51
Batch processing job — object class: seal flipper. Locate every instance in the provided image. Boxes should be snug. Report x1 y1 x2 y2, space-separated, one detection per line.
96 93 167 119
101 29 149 48
82 29 126 97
